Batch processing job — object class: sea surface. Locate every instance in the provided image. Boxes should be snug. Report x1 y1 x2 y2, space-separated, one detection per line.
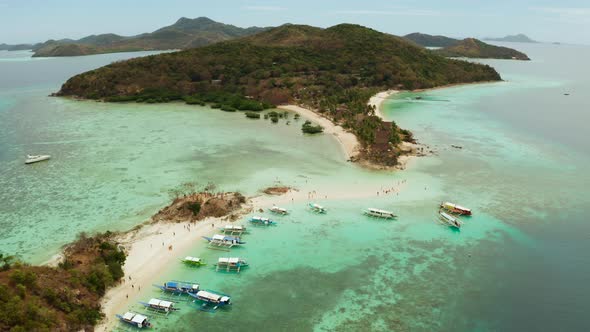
0 44 589 331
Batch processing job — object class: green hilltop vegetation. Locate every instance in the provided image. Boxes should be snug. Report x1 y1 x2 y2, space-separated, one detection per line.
32 17 268 57
436 38 530 60
0 232 125 331
403 32 459 48
57 23 501 166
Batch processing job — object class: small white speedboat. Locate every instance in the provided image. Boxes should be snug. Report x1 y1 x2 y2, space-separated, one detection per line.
25 155 51 164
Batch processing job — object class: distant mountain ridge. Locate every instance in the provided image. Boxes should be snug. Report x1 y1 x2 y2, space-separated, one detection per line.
0 43 37 51
30 17 269 57
484 34 538 43
436 38 530 60
403 33 459 47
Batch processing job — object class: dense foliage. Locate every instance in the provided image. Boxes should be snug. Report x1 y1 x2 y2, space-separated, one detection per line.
403 32 459 47
301 120 324 134
58 23 502 166
436 38 530 60
0 232 126 331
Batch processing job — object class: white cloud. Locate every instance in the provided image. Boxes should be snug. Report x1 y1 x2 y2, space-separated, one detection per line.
243 5 286 12
334 9 441 17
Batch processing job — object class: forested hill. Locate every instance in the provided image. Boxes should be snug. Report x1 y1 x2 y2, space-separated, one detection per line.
436 38 530 60
57 24 501 166
403 32 459 47
32 17 268 57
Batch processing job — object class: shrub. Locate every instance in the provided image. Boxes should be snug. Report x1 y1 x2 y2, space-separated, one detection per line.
301 120 324 134
245 112 261 119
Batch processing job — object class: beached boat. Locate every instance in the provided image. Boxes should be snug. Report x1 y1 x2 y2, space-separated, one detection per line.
189 290 231 311
440 202 472 215
116 312 152 328
363 208 397 219
249 216 276 226
181 256 205 267
438 211 462 229
153 280 200 295
203 234 245 250
216 257 249 273
309 203 327 214
25 154 50 164
270 205 288 215
220 224 247 235
139 298 179 314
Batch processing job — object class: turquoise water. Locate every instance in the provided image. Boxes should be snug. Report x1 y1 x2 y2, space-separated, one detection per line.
1 44 589 331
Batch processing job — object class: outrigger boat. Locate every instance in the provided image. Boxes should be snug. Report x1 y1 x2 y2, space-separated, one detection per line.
139 298 179 314
181 256 205 267
25 154 50 164
438 211 462 229
189 290 231 311
220 224 247 235
269 205 288 215
309 203 327 214
153 280 200 295
363 208 397 219
203 234 245 250
116 311 152 328
440 202 472 216
249 216 276 226
216 257 249 273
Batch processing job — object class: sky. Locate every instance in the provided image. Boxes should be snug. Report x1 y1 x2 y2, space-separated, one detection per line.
1 0 589 44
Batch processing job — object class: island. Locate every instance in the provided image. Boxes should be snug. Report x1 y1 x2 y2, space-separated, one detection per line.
435 38 530 60
56 24 502 167
403 32 459 48
31 17 268 57
484 34 538 43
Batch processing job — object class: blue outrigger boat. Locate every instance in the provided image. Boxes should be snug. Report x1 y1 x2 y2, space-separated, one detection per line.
116 311 152 328
188 290 231 312
249 216 277 226
153 280 200 295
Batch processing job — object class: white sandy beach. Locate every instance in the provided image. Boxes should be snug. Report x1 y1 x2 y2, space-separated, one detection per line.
278 105 360 160
368 89 399 120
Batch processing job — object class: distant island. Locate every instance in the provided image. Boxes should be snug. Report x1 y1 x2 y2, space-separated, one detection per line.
435 38 530 60
56 24 501 167
0 43 36 51
29 17 268 57
484 34 538 43
403 32 459 48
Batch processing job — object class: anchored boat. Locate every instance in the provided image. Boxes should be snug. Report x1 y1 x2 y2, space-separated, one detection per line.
116 312 152 328
270 206 288 215
189 290 231 311
181 256 205 267
216 257 249 273
309 203 327 214
438 211 462 229
203 234 245 250
220 224 247 235
139 298 179 314
25 154 50 164
363 208 397 219
153 280 200 295
249 216 276 226
440 202 472 215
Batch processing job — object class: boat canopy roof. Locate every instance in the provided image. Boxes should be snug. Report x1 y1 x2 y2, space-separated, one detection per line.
197 290 222 301
123 312 135 320
368 208 394 214
167 281 199 289
224 224 244 230
148 298 173 308
131 313 148 324
271 206 287 212
184 256 201 262
212 234 225 241
252 216 269 221
218 257 240 264
443 202 471 212
440 212 457 222
312 203 324 209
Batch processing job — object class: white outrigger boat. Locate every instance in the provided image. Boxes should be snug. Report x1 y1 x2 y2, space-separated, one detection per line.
181 256 205 267
139 298 179 314
216 257 249 273
363 208 397 219
203 234 245 250
309 203 326 214
270 205 288 215
189 290 231 312
440 202 472 216
249 216 276 226
116 311 152 328
220 224 247 235
438 211 462 229
25 154 50 164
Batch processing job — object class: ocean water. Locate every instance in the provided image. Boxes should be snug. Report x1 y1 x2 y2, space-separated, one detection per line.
0 44 589 331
